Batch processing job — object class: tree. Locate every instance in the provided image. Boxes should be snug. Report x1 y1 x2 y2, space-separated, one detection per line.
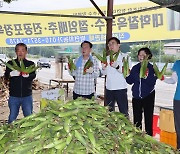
120 43 130 53
41 47 56 57
129 41 164 61
28 46 56 57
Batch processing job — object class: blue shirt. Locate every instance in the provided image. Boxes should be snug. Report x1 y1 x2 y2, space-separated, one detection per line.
172 60 180 100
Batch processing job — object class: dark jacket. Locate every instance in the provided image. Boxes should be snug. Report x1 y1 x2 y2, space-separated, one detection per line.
4 58 36 97
126 62 157 99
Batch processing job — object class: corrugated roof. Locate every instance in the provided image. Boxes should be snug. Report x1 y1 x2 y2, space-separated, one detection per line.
149 0 180 12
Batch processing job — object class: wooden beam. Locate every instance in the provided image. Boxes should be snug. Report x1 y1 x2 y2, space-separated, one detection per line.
90 0 106 18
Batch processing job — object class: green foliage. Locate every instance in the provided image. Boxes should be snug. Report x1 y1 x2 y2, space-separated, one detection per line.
129 44 146 61
165 68 173 76
130 41 164 61
161 55 177 63
120 43 130 53
93 44 106 54
28 47 56 58
2 47 15 58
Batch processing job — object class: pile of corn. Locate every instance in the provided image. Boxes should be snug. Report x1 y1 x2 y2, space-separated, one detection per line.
0 99 178 153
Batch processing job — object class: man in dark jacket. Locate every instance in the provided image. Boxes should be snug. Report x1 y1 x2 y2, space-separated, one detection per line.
4 43 36 123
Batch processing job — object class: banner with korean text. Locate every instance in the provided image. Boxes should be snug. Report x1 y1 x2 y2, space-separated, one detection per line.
0 2 179 47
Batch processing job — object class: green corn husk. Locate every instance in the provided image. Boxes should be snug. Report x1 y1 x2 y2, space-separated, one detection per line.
113 51 120 61
20 59 39 74
102 49 107 65
83 58 93 75
139 56 149 78
24 64 39 74
2 59 39 74
93 52 103 62
0 59 15 71
93 49 107 66
159 62 168 79
11 59 21 72
109 50 120 66
0 98 178 154
109 50 114 66
153 60 160 78
67 56 76 73
20 59 26 72
153 61 168 80
122 56 130 78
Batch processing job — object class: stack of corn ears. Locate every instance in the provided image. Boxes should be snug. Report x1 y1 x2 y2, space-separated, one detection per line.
139 56 149 78
0 59 39 74
153 61 168 80
93 49 107 67
67 56 76 73
109 50 120 66
0 98 178 153
83 58 93 75
122 56 130 78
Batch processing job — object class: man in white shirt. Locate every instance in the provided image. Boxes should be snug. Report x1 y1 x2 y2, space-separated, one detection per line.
102 37 128 116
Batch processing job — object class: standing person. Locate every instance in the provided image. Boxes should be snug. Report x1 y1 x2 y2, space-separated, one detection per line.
164 60 180 149
126 47 157 136
70 41 99 100
102 37 128 116
4 43 36 124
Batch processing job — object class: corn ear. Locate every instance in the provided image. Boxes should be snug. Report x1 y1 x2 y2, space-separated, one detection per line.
0 59 15 71
102 49 107 65
159 62 168 79
67 56 76 73
93 52 103 62
139 56 148 78
20 59 26 72
12 59 21 71
153 61 168 80
40 98 48 110
83 58 93 75
23 64 39 74
113 51 120 61
123 56 130 78
109 50 114 66
153 60 160 78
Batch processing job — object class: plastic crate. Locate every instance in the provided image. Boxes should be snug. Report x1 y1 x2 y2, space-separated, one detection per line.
160 130 177 149
153 114 160 137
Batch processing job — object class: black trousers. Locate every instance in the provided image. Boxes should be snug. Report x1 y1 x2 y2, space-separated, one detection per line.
106 88 128 117
132 90 155 136
73 91 94 100
174 100 180 149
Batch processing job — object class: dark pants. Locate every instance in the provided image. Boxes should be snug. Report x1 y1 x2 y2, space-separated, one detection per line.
73 91 94 100
132 90 155 136
174 100 180 149
106 89 128 117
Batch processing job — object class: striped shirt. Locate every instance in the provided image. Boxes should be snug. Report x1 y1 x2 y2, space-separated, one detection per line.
71 56 99 95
